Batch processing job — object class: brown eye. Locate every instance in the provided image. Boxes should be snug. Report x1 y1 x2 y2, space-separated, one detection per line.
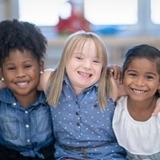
76 56 83 60
93 60 100 63
24 65 32 68
146 75 154 80
7 67 15 70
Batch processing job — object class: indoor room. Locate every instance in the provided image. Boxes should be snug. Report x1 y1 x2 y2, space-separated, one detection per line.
1 0 160 68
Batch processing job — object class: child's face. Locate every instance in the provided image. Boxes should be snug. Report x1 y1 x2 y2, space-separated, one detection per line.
66 40 103 94
1 49 43 98
123 58 160 102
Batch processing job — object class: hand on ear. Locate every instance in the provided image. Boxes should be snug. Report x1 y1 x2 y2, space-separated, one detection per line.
108 64 126 101
107 64 123 83
109 73 127 101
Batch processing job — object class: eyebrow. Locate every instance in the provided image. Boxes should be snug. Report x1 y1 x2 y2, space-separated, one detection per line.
127 69 157 75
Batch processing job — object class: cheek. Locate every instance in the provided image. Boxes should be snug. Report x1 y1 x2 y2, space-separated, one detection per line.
66 61 74 71
3 73 13 81
65 66 74 78
123 77 130 86
152 82 160 91
96 67 103 78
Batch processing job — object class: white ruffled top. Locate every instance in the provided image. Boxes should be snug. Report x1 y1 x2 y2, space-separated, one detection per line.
112 96 160 157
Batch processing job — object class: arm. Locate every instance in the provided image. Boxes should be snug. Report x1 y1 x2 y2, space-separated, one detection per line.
38 68 54 93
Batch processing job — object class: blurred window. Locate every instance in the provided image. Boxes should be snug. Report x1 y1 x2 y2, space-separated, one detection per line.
19 0 160 30
151 0 160 24
18 0 71 26
19 0 138 26
84 0 138 25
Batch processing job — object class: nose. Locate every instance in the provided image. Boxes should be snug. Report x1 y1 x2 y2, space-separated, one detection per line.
135 76 145 86
15 69 25 78
83 60 92 69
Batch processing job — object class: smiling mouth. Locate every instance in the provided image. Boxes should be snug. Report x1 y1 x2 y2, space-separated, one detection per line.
16 81 29 88
78 71 92 78
131 88 147 94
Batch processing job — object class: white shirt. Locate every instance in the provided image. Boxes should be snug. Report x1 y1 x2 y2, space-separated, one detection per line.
112 96 160 160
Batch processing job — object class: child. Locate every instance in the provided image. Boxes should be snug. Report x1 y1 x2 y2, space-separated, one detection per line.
0 19 54 160
112 44 160 159
40 31 127 159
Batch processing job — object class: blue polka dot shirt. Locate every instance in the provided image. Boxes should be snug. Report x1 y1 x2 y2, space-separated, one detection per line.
50 76 126 160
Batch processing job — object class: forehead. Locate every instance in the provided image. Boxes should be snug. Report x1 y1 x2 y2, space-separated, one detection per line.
3 49 36 64
128 58 158 73
6 49 34 59
72 39 101 57
74 39 95 50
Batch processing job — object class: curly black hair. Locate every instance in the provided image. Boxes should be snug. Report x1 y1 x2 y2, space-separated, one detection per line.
0 19 47 66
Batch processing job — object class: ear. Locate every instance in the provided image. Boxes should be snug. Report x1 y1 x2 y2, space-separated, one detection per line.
39 60 44 72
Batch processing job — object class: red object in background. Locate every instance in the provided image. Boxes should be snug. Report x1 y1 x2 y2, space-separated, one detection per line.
56 1 90 34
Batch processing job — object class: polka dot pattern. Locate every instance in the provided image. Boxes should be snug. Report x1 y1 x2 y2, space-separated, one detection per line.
51 77 126 159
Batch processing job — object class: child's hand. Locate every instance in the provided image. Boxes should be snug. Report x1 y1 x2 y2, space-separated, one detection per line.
152 98 160 116
107 64 122 83
109 73 127 101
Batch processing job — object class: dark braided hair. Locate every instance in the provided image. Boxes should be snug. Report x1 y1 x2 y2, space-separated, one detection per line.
0 19 47 66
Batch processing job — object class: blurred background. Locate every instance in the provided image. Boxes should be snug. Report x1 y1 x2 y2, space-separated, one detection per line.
1 0 160 68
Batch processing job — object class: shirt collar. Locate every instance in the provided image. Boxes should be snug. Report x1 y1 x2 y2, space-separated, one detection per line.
0 88 47 106
64 74 98 93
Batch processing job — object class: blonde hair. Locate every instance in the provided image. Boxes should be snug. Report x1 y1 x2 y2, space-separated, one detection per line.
47 30 109 109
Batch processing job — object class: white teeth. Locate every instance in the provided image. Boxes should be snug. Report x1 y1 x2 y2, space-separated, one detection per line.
16 82 28 87
132 89 145 94
79 71 91 78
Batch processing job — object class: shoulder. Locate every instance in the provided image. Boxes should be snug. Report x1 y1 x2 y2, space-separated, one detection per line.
0 87 10 94
0 88 13 102
112 96 128 123
117 96 128 106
